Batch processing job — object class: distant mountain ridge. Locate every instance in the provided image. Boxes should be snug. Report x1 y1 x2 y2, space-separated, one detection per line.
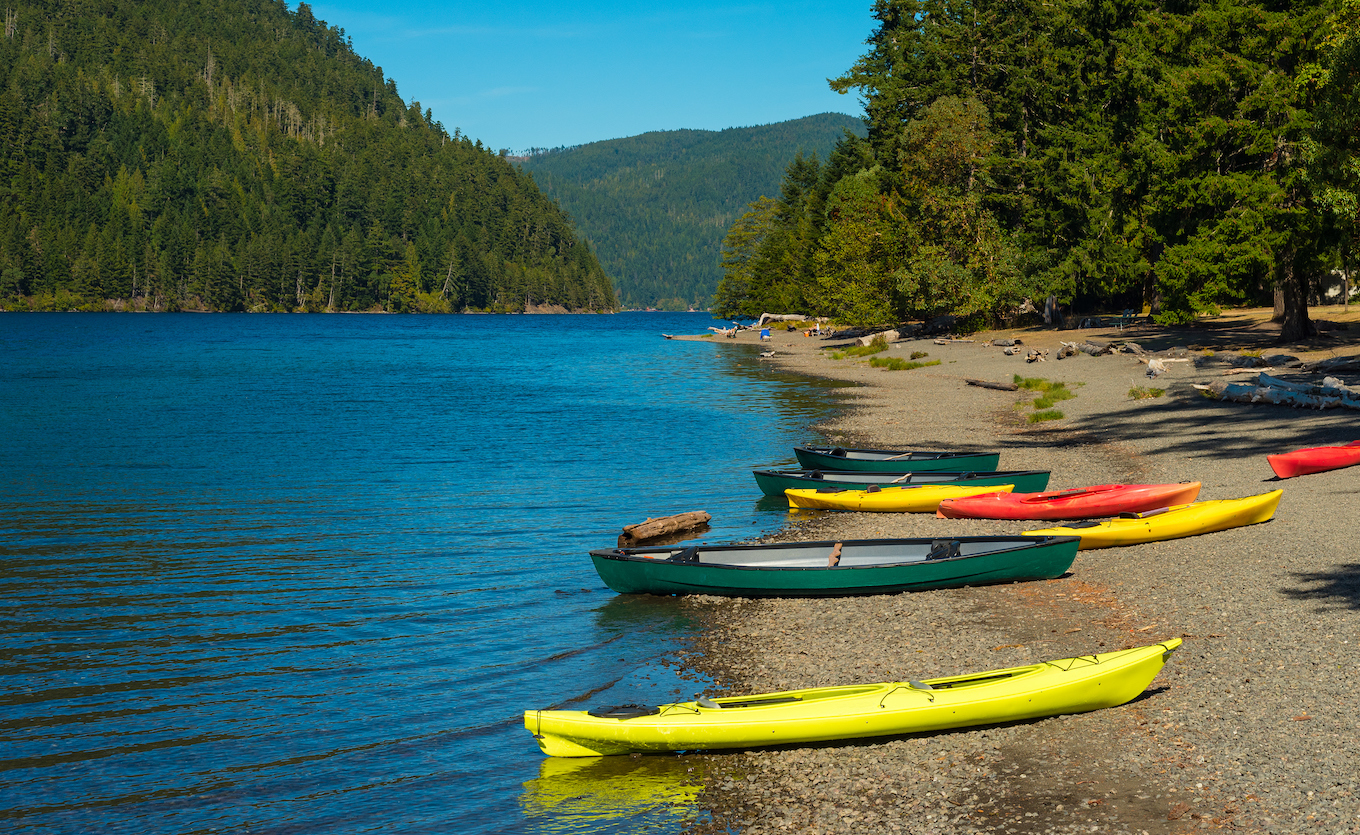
518 113 866 309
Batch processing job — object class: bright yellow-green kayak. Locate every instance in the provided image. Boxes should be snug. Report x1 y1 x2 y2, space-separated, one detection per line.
785 483 1013 512
525 640 1180 757
1023 490 1282 549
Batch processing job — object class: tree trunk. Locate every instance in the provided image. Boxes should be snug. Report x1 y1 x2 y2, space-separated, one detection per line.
1276 247 1315 342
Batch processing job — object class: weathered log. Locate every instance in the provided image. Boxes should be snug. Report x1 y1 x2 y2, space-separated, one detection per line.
966 378 1020 391
990 338 1022 347
934 337 976 345
755 313 808 329
1195 375 1360 410
858 329 900 347
1302 354 1360 374
1026 348 1048 363
618 511 713 547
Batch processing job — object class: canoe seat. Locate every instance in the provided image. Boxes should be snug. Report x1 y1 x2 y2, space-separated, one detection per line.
865 485 881 493
830 447 847 457
668 547 700 563
927 539 961 560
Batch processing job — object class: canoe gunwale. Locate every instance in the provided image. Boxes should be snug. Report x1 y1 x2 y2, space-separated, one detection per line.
589 535 1078 573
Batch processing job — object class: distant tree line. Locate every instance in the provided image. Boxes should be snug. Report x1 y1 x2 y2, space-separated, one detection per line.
0 0 616 313
716 0 1358 340
519 114 864 310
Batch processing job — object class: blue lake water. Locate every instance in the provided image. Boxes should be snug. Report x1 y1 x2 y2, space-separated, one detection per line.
0 312 841 834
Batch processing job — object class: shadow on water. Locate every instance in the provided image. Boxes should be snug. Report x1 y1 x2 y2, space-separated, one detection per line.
1281 563 1360 611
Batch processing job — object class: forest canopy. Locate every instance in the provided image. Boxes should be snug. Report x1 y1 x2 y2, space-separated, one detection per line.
715 0 1357 340
0 0 617 313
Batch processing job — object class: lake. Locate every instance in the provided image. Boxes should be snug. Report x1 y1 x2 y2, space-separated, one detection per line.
0 312 841 834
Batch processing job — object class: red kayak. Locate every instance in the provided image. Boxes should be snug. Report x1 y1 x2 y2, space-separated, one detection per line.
936 482 1202 520
1266 441 1360 479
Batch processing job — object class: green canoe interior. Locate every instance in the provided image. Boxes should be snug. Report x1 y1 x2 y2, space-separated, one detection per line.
751 469 1052 496
620 538 1061 569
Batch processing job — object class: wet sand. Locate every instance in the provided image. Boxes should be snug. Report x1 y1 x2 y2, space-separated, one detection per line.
676 310 1360 834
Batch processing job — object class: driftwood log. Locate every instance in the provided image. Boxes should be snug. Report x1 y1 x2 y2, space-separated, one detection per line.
618 511 712 547
1194 373 1360 411
755 313 809 329
857 329 900 347
966 378 1020 391
1302 355 1360 374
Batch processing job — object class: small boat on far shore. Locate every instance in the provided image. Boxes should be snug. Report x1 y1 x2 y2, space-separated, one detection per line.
1266 441 1360 478
794 445 1001 473
752 468 1052 497
1023 490 1282 549
937 482 1202 520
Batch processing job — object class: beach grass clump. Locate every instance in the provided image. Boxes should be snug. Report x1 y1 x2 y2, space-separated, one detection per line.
910 351 929 360
1012 375 1076 421
1028 409 1065 423
1128 385 1165 399
870 357 941 371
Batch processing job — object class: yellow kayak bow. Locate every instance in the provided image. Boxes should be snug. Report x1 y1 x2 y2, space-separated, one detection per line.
1023 490 1282 549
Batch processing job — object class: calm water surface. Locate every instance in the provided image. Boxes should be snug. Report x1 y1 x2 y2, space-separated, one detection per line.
0 312 841 834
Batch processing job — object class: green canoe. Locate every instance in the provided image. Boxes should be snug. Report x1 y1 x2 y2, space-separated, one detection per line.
588 536 1080 597
752 468 1051 498
794 445 1002 473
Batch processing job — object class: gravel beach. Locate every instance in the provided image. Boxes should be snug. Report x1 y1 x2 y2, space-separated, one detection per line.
674 310 1360 835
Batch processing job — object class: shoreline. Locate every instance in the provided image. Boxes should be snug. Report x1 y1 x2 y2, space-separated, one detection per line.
676 311 1360 834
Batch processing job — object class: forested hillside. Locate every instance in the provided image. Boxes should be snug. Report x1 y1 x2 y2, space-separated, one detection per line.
0 0 616 313
518 114 864 310
716 0 1359 340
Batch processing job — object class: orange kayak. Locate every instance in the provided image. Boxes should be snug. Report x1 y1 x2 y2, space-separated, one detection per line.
937 482 1202 520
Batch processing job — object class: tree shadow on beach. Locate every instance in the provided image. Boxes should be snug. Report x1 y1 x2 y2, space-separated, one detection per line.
1007 386 1360 468
1280 563 1360 611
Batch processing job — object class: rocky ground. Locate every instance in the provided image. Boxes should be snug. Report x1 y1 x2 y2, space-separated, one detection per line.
672 308 1360 835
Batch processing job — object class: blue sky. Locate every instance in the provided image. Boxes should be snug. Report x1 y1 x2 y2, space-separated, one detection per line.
306 1 874 153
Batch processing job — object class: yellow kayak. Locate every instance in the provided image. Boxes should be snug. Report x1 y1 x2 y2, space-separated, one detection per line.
1023 489 1282 549
785 483 1013 512
525 640 1181 757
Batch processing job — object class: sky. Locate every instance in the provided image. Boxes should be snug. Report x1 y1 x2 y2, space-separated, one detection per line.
306 1 875 154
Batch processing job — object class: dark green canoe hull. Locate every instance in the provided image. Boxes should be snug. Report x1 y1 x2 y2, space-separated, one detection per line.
752 468 1051 497
794 446 1001 473
588 536 1079 597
